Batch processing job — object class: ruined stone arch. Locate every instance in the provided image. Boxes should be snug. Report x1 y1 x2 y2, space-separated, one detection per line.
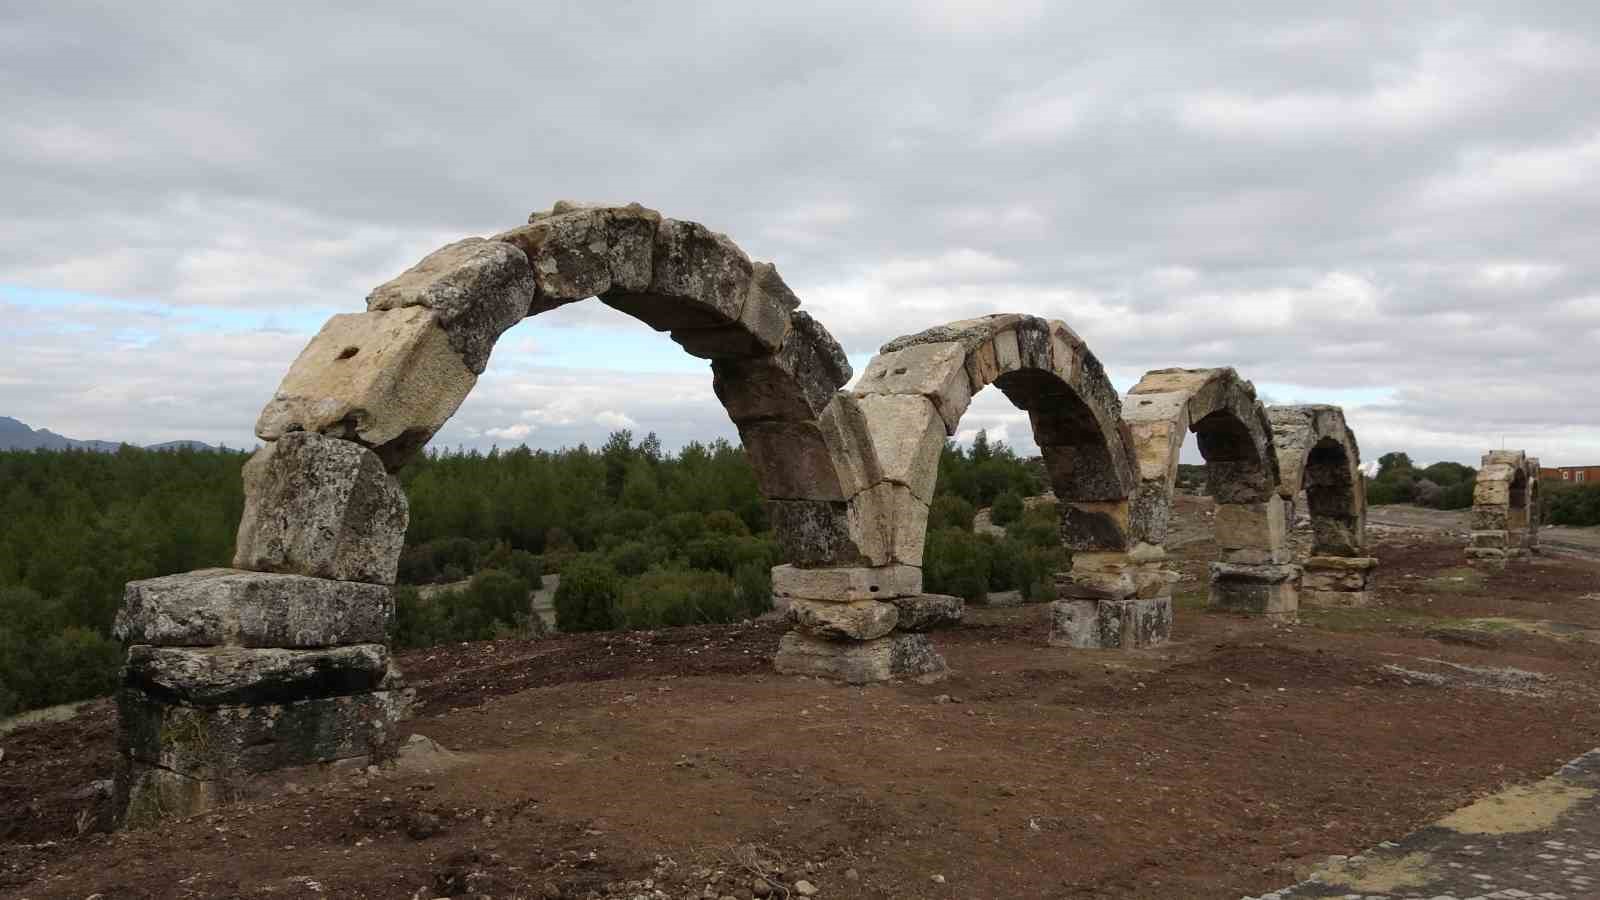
1468 450 1541 565
1268 405 1377 607
1119 368 1294 620
771 314 1140 677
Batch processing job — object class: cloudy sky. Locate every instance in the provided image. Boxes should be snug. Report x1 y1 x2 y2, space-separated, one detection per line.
4 2 1598 466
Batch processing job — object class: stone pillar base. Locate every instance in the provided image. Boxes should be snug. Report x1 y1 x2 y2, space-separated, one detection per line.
1209 562 1300 621
1300 556 1377 609
1048 596 1172 649
773 631 948 684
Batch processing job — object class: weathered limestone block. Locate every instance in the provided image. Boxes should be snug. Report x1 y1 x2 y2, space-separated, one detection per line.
1470 530 1509 549
854 341 972 434
1300 556 1377 609
712 310 851 423
601 218 752 330
771 564 922 601
768 499 882 567
1310 516 1363 557
497 204 659 308
856 394 945 502
772 631 947 684
1060 500 1133 552
118 688 409 780
365 237 535 373
879 314 1023 356
671 261 796 359
888 593 964 632
255 307 476 470
114 759 227 828
1209 562 1300 621
1213 499 1287 552
116 569 393 648
1048 596 1171 649
787 599 899 640
233 432 408 585
738 393 879 501
124 644 390 706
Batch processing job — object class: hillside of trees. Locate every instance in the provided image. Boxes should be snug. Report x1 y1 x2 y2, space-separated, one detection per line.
0 430 1049 717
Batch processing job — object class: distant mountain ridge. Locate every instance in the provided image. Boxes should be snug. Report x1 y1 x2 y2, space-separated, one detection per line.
0 416 222 452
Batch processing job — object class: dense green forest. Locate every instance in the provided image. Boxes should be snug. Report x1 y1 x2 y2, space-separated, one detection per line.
0 430 1047 716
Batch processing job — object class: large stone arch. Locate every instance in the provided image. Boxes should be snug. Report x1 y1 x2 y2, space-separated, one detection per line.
113 202 865 823
1120 368 1295 620
1268 405 1376 607
1468 450 1541 565
772 315 1142 679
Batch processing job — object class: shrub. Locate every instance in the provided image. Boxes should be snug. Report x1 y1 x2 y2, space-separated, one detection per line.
924 527 991 602
734 562 772 616
990 490 1025 526
554 554 622 632
704 510 750 536
929 495 976 531
621 568 742 628
608 539 668 577
1006 503 1061 549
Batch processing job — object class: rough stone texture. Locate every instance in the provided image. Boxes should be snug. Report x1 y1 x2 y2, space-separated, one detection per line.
671 261 795 359
365 237 535 373
787 598 899 640
498 204 664 307
601 218 752 330
767 499 880 568
118 688 409 780
1209 563 1300 620
738 392 880 501
113 759 228 829
854 341 972 434
888 593 964 631
856 393 945 502
771 564 922 602
772 631 948 684
115 569 393 649
255 306 476 471
1048 596 1171 649
1468 449 1540 566
233 432 408 585
1212 499 1287 552
124 644 390 706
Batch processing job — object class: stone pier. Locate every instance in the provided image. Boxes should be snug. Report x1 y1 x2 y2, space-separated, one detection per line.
1467 450 1541 567
1267 404 1373 609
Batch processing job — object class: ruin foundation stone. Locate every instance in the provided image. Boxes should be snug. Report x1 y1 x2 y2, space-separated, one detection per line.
1299 556 1379 608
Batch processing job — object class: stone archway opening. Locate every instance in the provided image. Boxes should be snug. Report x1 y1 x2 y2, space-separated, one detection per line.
771 314 1140 680
1468 450 1541 566
1268 405 1374 608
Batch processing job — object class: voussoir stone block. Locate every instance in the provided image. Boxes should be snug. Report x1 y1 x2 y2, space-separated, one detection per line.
255 306 476 471
233 432 408 585
672 261 797 359
854 341 972 435
889 593 963 632
118 688 409 779
124 644 390 706
857 393 945 502
365 237 535 373
768 498 883 567
115 569 393 648
601 218 752 330
787 598 900 640
738 393 879 501
504 202 662 311
772 631 947 684
771 564 922 601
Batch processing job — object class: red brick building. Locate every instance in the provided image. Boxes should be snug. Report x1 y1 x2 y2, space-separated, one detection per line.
1541 465 1600 484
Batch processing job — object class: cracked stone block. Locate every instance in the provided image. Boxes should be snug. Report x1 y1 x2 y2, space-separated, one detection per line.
255 306 477 471
671 261 796 359
771 564 922 602
118 687 410 780
115 569 393 649
857 393 945 502
738 393 879 501
854 341 972 435
712 309 851 423
787 598 900 640
1048 596 1171 648
112 757 228 829
772 631 948 684
233 432 408 585
124 644 391 706
889 593 964 632
365 237 535 373
601 218 752 330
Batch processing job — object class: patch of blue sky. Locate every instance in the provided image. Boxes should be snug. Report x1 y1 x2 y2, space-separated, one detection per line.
0 284 334 334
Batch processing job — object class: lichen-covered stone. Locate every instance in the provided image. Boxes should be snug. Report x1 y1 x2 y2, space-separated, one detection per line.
233 432 408 585
773 631 947 684
1048 596 1171 648
124 644 390 706
888 593 963 632
1209 562 1300 620
118 688 409 779
365 237 535 373
600 218 752 330
853 341 972 435
116 569 393 648
712 310 851 424
255 306 476 471
768 499 880 567
787 598 899 640
671 261 796 359
738 393 879 501
113 758 227 829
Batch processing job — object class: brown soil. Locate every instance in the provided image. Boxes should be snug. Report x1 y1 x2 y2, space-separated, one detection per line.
6 535 1600 899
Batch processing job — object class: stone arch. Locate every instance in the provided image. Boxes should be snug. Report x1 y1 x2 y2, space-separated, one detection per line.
1469 450 1541 565
1120 368 1294 619
772 314 1142 676
115 202 869 822
1268 405 1377 607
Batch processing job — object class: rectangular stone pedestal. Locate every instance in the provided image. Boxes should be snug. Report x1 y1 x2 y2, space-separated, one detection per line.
773 631 948 683
1300 556 1377 608
1048 596 1172 649
1209 562 1300 622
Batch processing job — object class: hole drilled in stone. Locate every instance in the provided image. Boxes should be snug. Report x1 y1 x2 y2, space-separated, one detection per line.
337 346 360 360
893 367 908 375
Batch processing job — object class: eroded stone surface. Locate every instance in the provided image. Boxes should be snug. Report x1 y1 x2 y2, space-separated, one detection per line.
772 631 948 684
889 593 964 632
113 758 227 829
255 307 476 471
787 598 899 640
116 569 393 648
234 432 408 585
771 564 922 602
365 237 534 373
124 644 390 706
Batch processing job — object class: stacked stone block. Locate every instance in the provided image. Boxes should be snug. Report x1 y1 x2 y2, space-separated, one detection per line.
1467 450 1541 566
1268 405 1376 608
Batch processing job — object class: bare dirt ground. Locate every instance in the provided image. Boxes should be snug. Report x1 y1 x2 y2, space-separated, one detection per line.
6 503 1600 899
1368 501 1600 559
